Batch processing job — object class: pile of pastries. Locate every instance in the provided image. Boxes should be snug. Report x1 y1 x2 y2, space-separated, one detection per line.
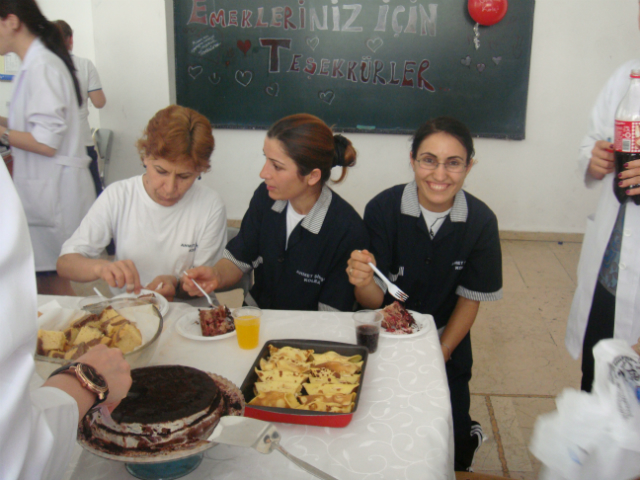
37 306 142 360
248 345 362 413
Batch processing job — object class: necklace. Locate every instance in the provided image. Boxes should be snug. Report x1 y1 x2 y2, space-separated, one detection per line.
428 215 448 238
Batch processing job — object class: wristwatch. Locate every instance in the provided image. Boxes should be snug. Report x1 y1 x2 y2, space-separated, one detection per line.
49 362 109 412
0 128 10 146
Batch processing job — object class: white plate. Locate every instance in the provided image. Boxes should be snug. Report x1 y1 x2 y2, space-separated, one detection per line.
176 310 237 342
112 289 169 317
379 310 433 339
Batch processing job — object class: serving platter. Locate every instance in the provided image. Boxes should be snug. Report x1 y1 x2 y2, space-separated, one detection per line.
175 311 237 341
240 339 368 428
378 310 434 339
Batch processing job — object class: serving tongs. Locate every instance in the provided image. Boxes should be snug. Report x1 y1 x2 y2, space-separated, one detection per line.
80 297 160 315
208 416 338 480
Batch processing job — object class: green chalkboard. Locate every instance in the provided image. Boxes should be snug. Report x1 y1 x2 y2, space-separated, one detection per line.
174 0 535 139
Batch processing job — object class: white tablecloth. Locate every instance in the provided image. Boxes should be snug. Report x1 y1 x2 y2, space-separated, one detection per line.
37 296 454 480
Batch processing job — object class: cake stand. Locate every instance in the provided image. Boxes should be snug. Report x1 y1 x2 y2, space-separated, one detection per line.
77 373 245 480
77 437 214 480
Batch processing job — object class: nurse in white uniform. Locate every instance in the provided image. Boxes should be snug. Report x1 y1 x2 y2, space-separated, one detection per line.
0 0 93 295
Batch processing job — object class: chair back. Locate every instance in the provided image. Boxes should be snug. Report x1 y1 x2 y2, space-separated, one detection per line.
92 128 114 187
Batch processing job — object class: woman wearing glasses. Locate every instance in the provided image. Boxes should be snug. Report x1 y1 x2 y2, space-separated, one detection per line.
347 116 502 472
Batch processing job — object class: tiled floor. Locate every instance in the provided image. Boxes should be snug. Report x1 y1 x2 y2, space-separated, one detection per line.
71 238 584 479
468 239 583 479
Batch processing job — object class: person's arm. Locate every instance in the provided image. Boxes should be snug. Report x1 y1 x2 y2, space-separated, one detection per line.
439 297 480 362
86 60 105 109
182 258 243 296
7 64 75 158
88 89 106 109
57 253 143 294
0 126 56 157
349 194 395 309
348 249 385 309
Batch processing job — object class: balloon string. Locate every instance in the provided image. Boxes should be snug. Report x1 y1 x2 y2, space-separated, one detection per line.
473 22 480 50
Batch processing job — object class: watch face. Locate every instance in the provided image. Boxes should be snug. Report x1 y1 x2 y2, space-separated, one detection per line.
79 364 108 390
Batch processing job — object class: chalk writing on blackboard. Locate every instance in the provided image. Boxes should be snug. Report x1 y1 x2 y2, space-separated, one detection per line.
174 0 535 139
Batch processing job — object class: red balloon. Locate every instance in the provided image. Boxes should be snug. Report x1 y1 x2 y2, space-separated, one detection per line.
468 0 508 26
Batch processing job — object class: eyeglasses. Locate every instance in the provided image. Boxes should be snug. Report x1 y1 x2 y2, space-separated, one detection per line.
414 157 467 173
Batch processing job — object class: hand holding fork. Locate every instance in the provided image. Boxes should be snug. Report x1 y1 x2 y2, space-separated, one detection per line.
347 250 408 303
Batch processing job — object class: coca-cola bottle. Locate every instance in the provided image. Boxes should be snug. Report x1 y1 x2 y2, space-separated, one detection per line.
614 69 640 204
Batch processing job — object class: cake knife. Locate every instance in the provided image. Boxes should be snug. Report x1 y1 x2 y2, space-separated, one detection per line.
208 416 338 480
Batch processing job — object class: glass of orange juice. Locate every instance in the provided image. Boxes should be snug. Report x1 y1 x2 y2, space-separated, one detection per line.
232 306 262 349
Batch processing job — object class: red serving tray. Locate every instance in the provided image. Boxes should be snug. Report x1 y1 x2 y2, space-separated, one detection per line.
240 339 368 428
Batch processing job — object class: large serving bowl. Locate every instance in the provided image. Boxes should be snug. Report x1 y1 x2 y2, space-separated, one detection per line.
34 304 164 379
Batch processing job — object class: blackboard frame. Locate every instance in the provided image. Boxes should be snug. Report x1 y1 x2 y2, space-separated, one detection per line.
174 0 535 139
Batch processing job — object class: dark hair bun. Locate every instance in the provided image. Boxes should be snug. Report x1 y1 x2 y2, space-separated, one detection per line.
333 134 355 168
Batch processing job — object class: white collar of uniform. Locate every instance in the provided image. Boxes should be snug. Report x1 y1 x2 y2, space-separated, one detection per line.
20 37 46 70
400 181 468 223
271 185 333 234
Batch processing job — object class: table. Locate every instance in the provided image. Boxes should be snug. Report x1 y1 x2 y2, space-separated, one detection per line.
37 296 454 480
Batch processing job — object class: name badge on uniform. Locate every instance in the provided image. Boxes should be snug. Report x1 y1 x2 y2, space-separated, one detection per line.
296 270 325 285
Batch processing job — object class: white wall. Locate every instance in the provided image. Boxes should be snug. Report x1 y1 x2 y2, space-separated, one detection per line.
5 0 639 233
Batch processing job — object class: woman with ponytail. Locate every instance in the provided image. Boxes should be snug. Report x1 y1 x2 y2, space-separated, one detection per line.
183 113 369 312
0 0 93 295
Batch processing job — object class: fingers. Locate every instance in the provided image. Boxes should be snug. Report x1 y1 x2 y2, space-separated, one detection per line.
99 260 142 293
588 141 615 180
616 159 640 196
181 266 217 296
347 250 375 286
145 275 176 302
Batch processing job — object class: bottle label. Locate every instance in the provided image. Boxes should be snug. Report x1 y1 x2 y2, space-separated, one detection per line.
615 120 640 152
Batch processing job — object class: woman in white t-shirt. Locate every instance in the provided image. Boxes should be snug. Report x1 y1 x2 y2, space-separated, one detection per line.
57 105 227 300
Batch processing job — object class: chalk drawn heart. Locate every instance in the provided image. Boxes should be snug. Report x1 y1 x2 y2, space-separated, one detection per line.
366 37 383 53
306 36 319 51
318 90 335 105
208 73 221 85
188 65 203 79
492 56 502 65
265 83 279 96
237 39 251 55
476 63 486 73
235 70 253 87
460 56 471 67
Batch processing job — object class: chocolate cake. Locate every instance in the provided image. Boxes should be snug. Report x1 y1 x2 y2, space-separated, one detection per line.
199 305 234 337
381 301 418 334
79 365 244 456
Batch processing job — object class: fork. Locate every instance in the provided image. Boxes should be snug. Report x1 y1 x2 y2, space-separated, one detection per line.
181 272 220 307
367 262 409 302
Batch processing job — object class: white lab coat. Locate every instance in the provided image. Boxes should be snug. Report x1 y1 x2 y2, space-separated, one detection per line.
10 38 95 272
565 59 640 359
0 161 79 480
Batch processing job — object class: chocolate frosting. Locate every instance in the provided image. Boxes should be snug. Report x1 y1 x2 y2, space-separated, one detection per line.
112 366 220 424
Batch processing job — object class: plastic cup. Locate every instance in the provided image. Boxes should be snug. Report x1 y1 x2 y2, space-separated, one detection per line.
353 310 383 353
233 306 262 350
